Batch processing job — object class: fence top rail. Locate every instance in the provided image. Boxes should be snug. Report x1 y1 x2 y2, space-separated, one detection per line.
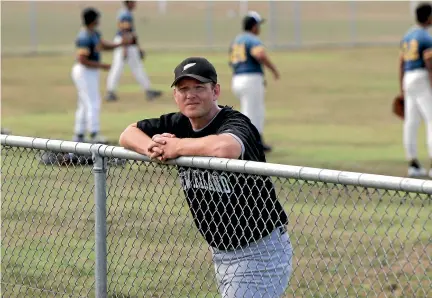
2 134 432 194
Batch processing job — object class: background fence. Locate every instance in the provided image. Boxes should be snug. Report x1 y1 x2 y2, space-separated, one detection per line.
1 134 431 298
1 1 420 55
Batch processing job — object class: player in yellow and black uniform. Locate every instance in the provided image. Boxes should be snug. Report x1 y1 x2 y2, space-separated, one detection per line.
399 3 432 177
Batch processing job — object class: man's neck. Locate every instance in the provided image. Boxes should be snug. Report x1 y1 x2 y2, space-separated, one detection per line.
417 22 429 29
189 105 221 131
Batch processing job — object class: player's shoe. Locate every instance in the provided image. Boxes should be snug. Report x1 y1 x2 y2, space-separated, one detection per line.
146 90 162 101
90 135 109 144
428 169 432 179
260 135 272 152
408 166 427 178
105 91 118 102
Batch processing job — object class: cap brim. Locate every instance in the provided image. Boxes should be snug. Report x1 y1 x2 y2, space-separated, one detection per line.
171 74 213 87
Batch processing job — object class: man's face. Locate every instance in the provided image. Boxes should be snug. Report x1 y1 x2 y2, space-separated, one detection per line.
254 23 261 35
90 17 100 29
173 78 220 119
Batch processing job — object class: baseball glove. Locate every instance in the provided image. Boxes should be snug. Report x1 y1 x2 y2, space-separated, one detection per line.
392 94 404 119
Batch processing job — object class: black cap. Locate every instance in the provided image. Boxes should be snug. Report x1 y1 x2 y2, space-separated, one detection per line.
171 57 218 87
243 11 265 30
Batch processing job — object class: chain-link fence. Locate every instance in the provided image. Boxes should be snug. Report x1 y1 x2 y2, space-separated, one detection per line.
1 1 417 55
1 134 431 298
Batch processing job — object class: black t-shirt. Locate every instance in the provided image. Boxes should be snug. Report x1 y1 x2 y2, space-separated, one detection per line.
137 105 288 250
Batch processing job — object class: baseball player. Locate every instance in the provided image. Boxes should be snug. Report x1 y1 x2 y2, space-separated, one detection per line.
229 11 280 152
400 2 432 178
119 57 292 297
72 7 131 143
105 1 162 102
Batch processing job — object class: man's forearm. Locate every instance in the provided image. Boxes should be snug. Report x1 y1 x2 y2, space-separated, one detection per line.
262 56 278 74
101 40 121 50
119 125 152 156
176 135 241 159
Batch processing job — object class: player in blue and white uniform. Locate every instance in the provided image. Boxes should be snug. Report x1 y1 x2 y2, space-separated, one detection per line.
399 3 432 177
229 11 280 152
106 1 162 102
72 7 131 143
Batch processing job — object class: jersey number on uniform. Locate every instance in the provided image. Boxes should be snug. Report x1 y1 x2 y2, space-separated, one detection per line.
230 44 247 64
402 40 419 61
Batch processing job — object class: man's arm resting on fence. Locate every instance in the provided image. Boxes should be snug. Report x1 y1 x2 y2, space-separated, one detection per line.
149 134 242 161
119 123 163 157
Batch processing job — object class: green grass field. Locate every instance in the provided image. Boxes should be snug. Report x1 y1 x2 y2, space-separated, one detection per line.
2 47 430 176
1 46 431 297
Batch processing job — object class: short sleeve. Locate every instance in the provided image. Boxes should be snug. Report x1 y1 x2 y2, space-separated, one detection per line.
423 35 432 59
76 36 90 56
216 114 262 161
249 37 265 57
136 113 177 138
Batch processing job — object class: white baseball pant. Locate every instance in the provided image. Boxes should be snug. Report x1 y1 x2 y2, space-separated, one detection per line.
71 64 101 135
231 73 265 134
106 36 151 92
403 69 432 160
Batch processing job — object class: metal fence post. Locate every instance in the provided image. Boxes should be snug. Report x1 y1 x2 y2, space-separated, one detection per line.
93 151 108 298
268 0 276 49
29 1 38 54
349 0 357 46
292 1 302 47
206 1 214 49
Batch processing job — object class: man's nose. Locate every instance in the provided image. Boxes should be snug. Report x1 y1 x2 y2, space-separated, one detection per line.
185 90 197 98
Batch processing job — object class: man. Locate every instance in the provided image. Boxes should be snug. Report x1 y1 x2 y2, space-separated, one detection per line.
105 1 162 102
72 7 131 143
399 2 432 178
119 57 292 297
229 11 280 152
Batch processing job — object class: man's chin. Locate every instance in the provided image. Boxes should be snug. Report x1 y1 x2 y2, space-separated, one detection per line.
182 107 203 118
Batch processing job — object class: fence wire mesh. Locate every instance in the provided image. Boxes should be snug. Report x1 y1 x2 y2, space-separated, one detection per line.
1 143 431 298
1 146 95 297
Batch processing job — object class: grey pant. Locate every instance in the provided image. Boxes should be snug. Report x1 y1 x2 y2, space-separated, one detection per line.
211 226 293 298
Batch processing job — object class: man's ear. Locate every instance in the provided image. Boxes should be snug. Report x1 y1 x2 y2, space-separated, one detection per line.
173 88 179 105
213 84 221 100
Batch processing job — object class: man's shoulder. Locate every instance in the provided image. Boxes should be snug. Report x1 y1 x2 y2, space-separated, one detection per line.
245 34 262 45
219 106 255 126
77 29 88 39
76 30 91 44
235 33 262 44
419 29 432 42
160 111 188 125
